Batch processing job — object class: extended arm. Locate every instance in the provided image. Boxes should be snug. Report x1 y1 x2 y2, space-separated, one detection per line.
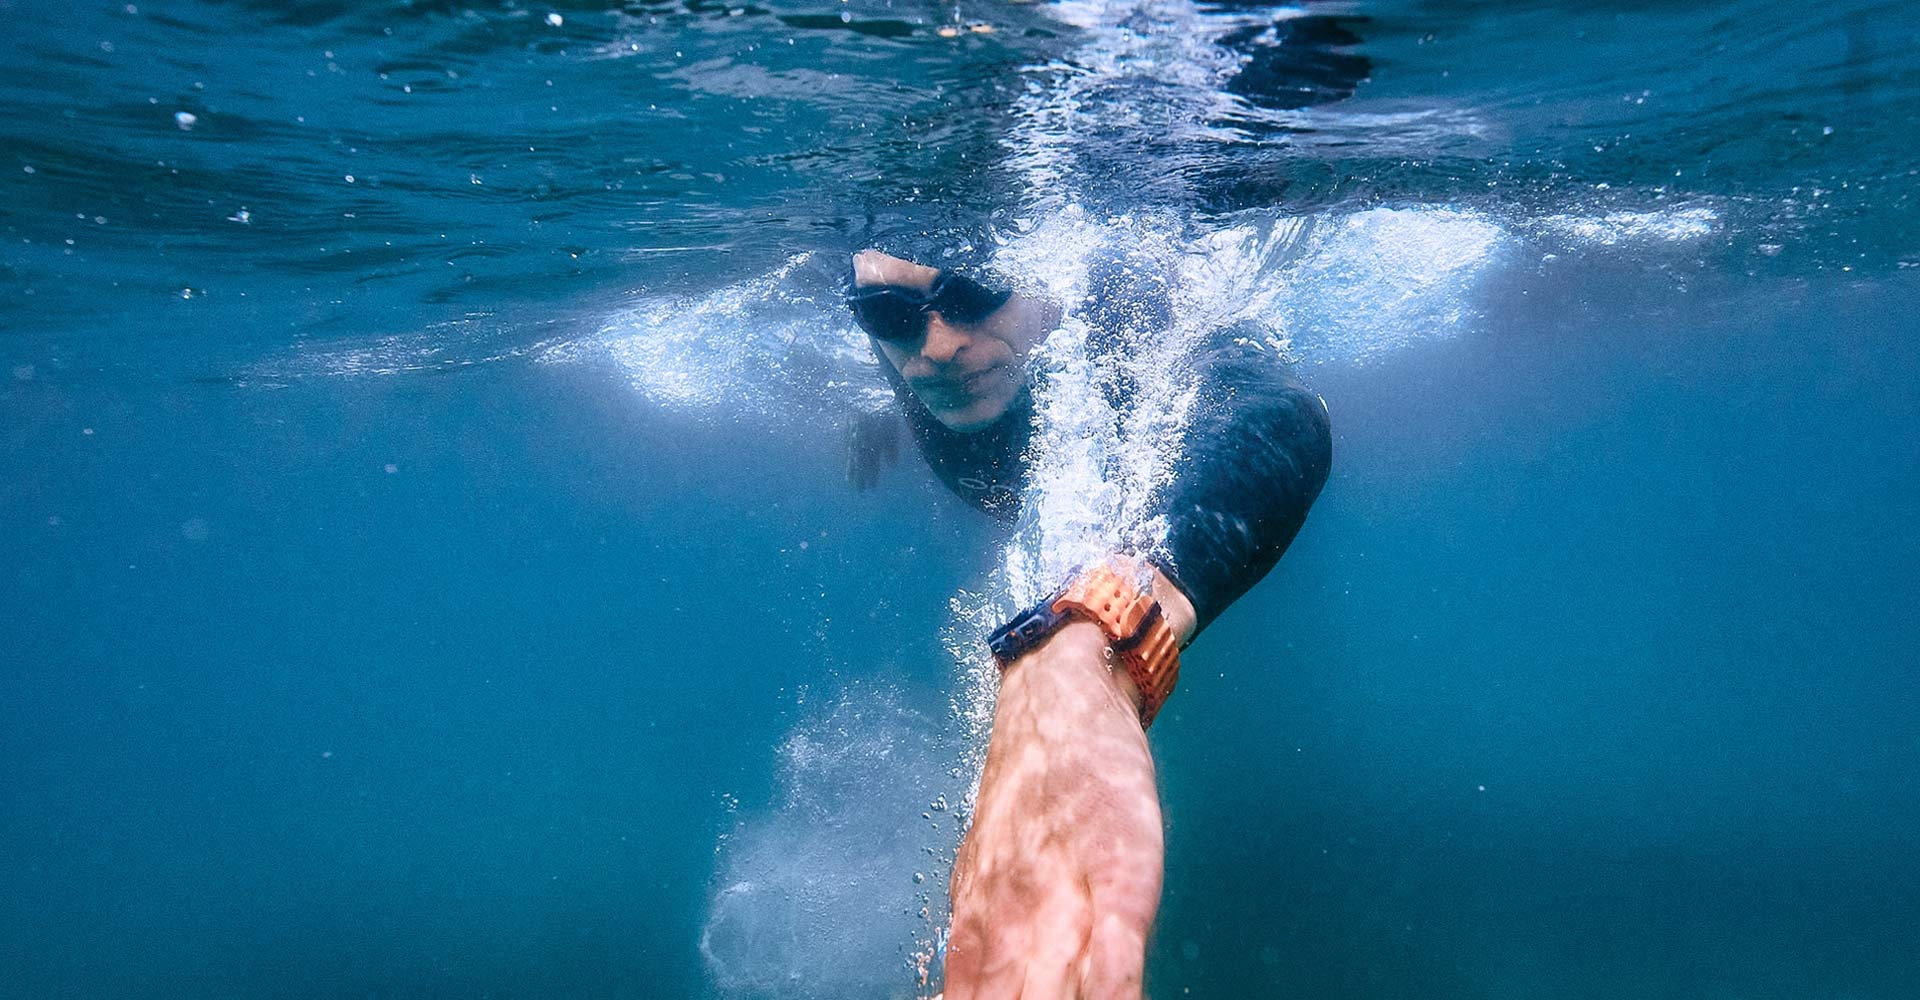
943 573 1195 1000
943 367 1330 997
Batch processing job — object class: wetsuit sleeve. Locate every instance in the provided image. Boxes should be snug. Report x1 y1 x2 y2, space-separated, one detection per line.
1151 340 1332 637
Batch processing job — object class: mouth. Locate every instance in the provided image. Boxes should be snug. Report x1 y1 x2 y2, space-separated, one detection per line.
913 363 1006 404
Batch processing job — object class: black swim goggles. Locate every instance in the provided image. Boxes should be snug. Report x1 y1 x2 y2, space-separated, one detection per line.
845 269 1013 343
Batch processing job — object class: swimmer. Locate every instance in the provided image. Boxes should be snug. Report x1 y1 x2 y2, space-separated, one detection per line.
848 249 1332 999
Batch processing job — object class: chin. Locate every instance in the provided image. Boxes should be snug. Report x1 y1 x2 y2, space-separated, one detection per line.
931 398 1011 433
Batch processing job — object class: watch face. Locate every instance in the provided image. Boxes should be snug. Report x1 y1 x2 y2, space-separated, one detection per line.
987 599 1070 667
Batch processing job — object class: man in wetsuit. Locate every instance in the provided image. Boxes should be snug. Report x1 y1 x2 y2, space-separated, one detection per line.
849 248 1331 999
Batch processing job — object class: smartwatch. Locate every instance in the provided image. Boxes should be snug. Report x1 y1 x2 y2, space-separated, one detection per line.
986 557 1183 726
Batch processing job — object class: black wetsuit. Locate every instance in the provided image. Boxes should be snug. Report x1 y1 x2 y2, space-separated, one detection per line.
882 329 1332 636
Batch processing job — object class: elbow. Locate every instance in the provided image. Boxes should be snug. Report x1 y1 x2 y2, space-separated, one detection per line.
1307 388 1333 497
1277 378 1333 503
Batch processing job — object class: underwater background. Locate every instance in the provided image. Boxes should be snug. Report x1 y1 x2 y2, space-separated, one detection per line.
3 0 1917 997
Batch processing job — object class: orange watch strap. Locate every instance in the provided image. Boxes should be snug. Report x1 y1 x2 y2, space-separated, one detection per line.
1053 559 1182 727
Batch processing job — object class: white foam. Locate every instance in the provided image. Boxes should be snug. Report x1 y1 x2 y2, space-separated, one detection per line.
558 253 892 419
1003 0 1248 218
240 316 566 383
1536 205 1720 246
700 684 956 999
1266 206 1510 363
993 203 1503 556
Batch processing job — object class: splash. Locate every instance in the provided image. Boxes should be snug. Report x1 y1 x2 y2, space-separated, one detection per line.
237 314 568 384
700 683 958 1000
1264 206 1511 363
1001 0 1247 218
988 203 1509 580
554 252 891 420
1535 204 1720 246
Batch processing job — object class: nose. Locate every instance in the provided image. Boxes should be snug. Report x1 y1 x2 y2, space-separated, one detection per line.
917 313 969 366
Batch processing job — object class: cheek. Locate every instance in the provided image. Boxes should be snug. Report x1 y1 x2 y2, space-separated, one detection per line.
874 341 912 372
971 335 1017 372
970 364 1021 414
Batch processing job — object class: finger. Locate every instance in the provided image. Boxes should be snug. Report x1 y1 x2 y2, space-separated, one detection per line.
1077 913 1148 1000
975 933 1033 1000
947 916 1033 1000
950 877 1037 1000
1017 885 1092 1000
942 916 984 1000
1079 859 1158 1000
943 840 990 1000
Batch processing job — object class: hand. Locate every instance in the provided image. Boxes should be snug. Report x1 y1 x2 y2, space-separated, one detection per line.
944 623 1164 1000
854 248 942 289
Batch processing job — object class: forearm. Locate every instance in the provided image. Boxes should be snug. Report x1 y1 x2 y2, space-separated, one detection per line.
945 570 1191 998
947 623 1164 994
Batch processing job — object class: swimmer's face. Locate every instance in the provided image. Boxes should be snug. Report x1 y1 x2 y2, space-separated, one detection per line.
851 250 1055 433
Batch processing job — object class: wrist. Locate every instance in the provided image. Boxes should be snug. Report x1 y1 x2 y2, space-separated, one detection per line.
999 621 1145 724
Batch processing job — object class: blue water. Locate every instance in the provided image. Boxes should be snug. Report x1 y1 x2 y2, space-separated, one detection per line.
3 1 1918 998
